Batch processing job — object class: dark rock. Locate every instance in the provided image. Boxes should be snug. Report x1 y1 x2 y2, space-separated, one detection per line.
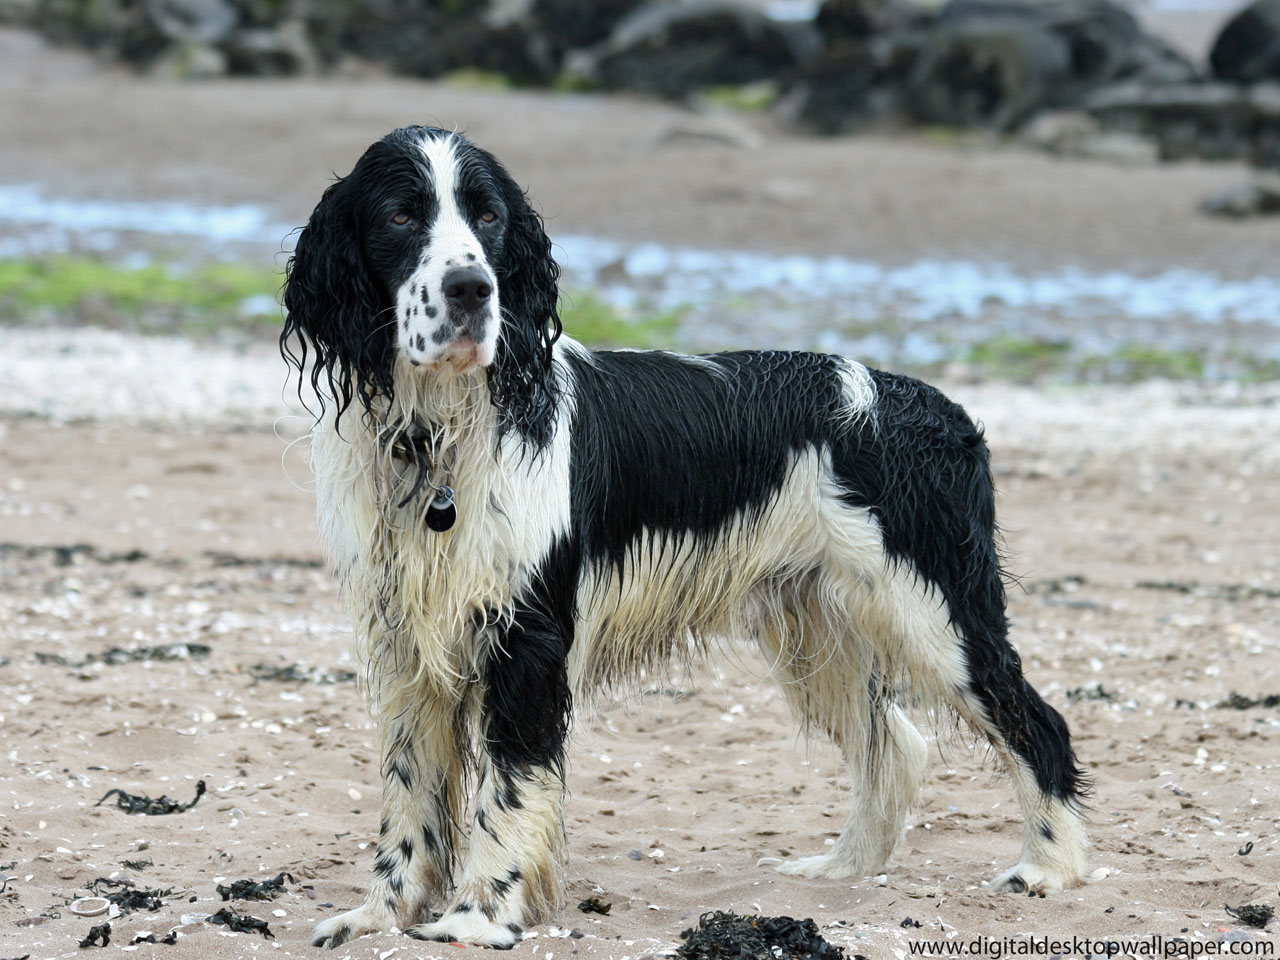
592 1 819 98
0 0 37 26
780 31 926 133
1085 81 1256 161
815 0 931 42
224 21 315 75
531 0 645 51
1210 0 1280 84
34 0 172 65
940 0 1152 96
1114 31 1199 86
908 16 1071 129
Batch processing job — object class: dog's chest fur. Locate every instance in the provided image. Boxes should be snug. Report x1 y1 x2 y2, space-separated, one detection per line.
310 363 573 694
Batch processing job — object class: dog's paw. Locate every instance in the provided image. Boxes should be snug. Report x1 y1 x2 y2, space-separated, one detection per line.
407 911 522 949
312 903 396 949
776 852 875 880
991 861 1079 896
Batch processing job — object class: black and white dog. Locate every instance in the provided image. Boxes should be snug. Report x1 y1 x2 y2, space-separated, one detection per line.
283 126 1088 949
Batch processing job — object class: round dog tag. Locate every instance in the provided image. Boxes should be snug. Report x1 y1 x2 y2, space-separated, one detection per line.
425 485 456 532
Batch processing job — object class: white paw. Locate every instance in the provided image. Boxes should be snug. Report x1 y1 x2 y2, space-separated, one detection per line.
312 902 396 948
776 852 871 880
991 861 1076 896
407 908 521 949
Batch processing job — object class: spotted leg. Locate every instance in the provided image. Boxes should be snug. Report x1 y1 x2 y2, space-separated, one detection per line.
313 696 465 948
407 598 571 947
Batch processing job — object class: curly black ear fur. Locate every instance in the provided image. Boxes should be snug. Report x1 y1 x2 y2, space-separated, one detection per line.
281 174 395 427
488 163 563 449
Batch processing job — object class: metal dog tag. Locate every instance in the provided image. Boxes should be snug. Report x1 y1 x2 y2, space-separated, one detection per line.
425 485 456 533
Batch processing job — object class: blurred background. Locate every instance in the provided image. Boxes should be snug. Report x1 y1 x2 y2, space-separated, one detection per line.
2 0 1279 397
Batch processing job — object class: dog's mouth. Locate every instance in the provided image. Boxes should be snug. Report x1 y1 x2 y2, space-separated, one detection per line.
408 335 493 373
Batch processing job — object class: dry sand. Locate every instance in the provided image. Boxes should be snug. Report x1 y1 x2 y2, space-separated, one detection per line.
1 333 1278 960
1 20 1279 960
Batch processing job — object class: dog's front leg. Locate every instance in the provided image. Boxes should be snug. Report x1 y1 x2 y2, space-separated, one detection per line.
313 696 466 948
408 610 570 948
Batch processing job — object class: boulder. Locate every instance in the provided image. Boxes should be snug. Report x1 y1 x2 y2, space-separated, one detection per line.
224 21 316 74
814 0 929 42
1200 180 1280 217
591 1 819 98
530 0 645 51
1209 0 1280 84
1085 81 1256 161
779 31 926 133
34 0 172 65
908 17 1071 129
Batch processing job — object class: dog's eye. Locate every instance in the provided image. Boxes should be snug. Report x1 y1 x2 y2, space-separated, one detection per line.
479 211 498 225
390 212 414 227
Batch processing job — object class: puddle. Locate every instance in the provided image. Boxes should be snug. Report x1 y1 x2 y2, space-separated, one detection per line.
4 184 1279 370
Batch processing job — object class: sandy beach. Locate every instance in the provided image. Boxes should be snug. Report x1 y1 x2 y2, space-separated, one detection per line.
1 15 1278 959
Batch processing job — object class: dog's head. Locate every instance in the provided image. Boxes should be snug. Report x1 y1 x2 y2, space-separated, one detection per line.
283 127 561 437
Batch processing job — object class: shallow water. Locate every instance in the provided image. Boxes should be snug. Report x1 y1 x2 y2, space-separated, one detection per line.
3 185 1278 372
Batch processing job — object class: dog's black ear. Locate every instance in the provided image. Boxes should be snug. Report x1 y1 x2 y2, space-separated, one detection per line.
282 175 394 426
489 166 562 448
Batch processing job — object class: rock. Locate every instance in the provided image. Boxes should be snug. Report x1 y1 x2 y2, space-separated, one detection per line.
908 17 1071 129
815 0 930 42
531 0 646 51
1085 81 1255 161
1021 108 1099 152
1200 181 1280 218
145 0 238 44
590 1 819 98
0 0 36 26
1114 32 1199 86
1209 0 1280 84
1021 110 1158 163
946 0 1138 87
34 0 171 65
224 21 316 75
778 32 924 134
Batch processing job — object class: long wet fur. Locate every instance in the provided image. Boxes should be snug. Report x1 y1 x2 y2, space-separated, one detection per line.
282 126 1089 950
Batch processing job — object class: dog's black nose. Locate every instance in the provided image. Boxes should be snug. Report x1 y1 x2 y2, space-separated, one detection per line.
442 268 492 311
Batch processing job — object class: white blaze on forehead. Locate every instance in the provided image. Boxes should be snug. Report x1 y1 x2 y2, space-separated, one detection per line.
396 132 500 369
419 133 464 228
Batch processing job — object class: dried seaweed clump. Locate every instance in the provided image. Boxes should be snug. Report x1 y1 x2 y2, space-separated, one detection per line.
209 907 274 938
677 911 845 960
217 872 294 902
96 780 206 815
1225 903 1274 928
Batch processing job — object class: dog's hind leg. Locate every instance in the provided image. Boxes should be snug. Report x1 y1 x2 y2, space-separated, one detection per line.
945 627 1090 895
407 599 571 948
776 697 928 880
312 693 465 948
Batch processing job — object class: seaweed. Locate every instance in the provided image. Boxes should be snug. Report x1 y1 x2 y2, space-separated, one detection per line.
77 922 111 948
246 663 357 685
1065 684 1116 704
85 877 172 913
1216 692 1280 710
36 644 211 669
209 906 274 938
1224 903 1274 928
677 911 845 960
579 896 612 915
216 872 294 902
121 858 154 871
129 931 178 945
95 780 206 815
